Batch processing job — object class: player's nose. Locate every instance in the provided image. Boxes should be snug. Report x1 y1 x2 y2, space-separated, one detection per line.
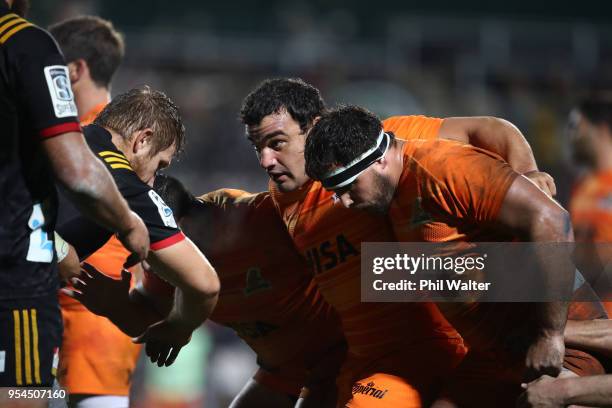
259 148 277 169
340 193 353 208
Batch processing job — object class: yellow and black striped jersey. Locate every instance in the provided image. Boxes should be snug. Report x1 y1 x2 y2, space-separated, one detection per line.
0 5 80 300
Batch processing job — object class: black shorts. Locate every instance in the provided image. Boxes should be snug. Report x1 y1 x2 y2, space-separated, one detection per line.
0 294 62 387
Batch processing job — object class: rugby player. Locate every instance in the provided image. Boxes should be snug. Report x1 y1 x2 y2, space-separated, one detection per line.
0 0 148 400
50 16 142 407
67 175 346 408
240 78 556 407
568 93 612 316
303 105 593 406
55 87 220 370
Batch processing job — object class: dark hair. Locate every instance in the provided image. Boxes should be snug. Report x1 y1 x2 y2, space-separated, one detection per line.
10 0 29 17
577 92 612 130
49 16 124 88
240 78 326 133
305 105 382 181
94 86 185 157
153 174 194 219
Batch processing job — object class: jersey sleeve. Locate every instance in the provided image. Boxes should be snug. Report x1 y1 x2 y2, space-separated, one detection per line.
127 188 185 250
383 115 443 141
415 141 518 223
6 22 80 139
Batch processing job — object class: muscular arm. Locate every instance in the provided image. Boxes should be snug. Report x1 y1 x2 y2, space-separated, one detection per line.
498 175 573 378
565 319 612 359
439 116 537 174
44 132 149 259
146 238 219 331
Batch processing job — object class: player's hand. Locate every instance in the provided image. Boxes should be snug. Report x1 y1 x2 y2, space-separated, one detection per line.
524 333 564 382
62 263 131 317
517 375 564 408
133 318 193 367
57 244 81 282
116 211 149 267
523 171 556 197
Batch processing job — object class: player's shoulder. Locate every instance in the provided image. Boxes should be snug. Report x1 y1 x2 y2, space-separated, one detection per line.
405 139 471 178
0 13 57 54
383 115 436 129
83 124 132 167
83 124 146 192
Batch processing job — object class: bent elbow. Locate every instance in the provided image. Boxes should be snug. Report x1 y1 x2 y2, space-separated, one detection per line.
532 206 573 242
193 264 220 300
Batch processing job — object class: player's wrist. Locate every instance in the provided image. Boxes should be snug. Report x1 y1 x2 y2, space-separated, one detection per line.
556 377 577 404
165 310 200 333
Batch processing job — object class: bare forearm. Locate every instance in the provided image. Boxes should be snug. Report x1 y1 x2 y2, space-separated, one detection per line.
470 117 537 173
146 240 220 329
565 319 612 358
103 294 162 337
167 287 218 331
559 375 612 406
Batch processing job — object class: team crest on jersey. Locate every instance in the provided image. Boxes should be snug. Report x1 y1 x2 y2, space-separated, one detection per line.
148 190 178 228
43 66 77 118
243 267 272 296
409 197 433 227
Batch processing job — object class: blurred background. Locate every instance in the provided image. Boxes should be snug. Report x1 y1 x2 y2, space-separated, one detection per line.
33 0 612 406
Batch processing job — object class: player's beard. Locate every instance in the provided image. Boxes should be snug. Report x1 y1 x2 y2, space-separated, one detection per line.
10 0 30 17
359 172 395 215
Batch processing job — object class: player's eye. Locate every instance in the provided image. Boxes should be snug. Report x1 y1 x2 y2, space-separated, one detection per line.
269 139 286 150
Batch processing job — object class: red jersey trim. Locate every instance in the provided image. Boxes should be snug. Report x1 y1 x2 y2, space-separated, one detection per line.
39 122 81 139
150 231 185 251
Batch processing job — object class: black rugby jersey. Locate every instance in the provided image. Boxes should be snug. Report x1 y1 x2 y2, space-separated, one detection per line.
57 124 184 260
0 6 80 299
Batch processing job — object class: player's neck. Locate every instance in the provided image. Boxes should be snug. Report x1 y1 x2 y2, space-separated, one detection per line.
107 128 131 158
74 81 111 120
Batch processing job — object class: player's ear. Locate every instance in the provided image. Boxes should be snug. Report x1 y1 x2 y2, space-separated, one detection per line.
132 128 154 155
67 60 85 84
305 116 321 136
375 156 388 170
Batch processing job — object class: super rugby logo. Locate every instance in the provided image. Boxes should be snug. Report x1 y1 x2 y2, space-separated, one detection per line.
352 382 388 399
148 190 178 228
43 65 77 118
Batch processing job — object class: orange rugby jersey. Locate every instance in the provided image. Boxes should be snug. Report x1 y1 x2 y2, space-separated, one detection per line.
144 189 343 375
270 115 461 358
570 170 612 316
390 138 536 352
391 138 608 376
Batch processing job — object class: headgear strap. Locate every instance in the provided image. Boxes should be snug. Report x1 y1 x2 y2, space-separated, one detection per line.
321 129 390 190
